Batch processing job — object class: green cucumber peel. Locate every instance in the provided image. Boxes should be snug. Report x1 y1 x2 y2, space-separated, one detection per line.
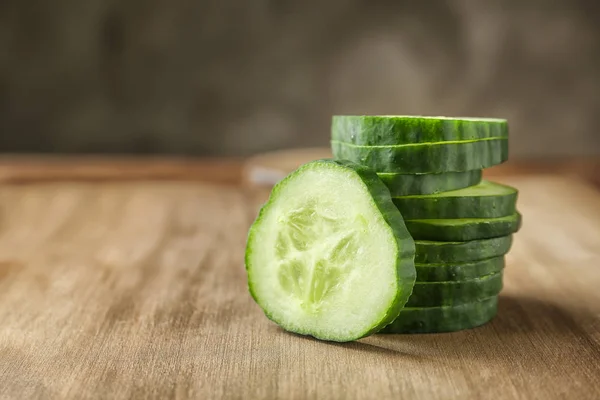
406 272 504 307
404 212 522 241
331 138 508 173
415 256 505 282
378 170 483 196
332 115 508 146
379 296 499 334
392 180 518 219
415 235 513 264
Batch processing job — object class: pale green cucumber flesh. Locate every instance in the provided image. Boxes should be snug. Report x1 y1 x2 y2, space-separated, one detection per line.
332 115 508 146
415 235 513 264
378 170 483 196
379 296 498 334
245 159 416 342
405 212 522 241
416 256 505 282
331 139 509 173
393 180 518 219
405 272 503 307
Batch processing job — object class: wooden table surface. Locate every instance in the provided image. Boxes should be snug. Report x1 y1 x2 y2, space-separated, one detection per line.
0 155 599 400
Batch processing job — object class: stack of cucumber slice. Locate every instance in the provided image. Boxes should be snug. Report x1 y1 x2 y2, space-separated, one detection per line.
332 116 520 334
245 115 520 342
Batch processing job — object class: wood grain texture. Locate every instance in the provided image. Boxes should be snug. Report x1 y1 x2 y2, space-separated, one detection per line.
0 156 244 185
0 176 599 400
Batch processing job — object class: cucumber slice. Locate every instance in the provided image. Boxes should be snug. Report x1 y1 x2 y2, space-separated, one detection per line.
378 170 482 196
406 272 503 307
405 212 522 241
416 256 505 282
392 180 518 219
332 115 508 146
245 159 416 342
415 235 513 264
379 296 498 334
331 138 508 173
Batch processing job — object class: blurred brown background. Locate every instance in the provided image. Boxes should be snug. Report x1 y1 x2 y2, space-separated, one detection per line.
0 0 599 158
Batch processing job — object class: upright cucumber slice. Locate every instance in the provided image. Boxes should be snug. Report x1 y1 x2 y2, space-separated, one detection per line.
331 138 508 173
405 272 503 307
415 235 513 264
378 170 482 196
405 212 522 241
392 180 518 219
416 256 505 282
332 115 508 146
379 296 499 334
245 159 416 342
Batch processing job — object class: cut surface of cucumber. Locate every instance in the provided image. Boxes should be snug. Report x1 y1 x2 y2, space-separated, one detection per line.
393 180 518 219
379 170 482 196
379 296 498 334
415 235 513 264
405 212 522 241
416 256 505 282
405 272 503 307
245 159 416 342
332 115 508 146
331 138 508 173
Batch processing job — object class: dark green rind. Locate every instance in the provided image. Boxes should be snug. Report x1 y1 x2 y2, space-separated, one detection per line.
378 296 498 334
416 256 505 282
392 180 518 219
331 139 509 173
405 212 522 241
245 159 416 343
415 235 513 264
332 115 508 146
405 272 503 307
379 170 483 196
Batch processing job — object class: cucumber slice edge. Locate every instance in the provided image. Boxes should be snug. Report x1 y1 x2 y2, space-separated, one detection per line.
246 159 416 342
